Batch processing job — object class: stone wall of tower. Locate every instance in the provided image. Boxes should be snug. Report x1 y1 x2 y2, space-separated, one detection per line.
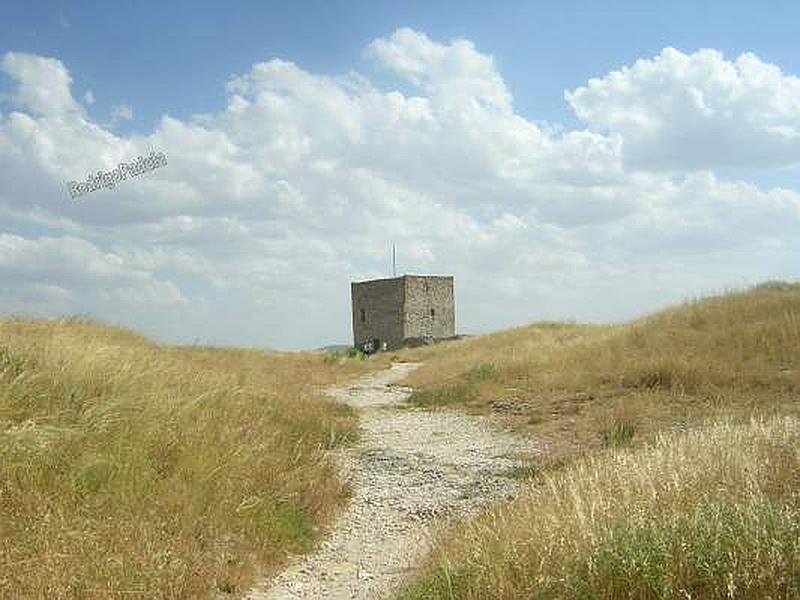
402 275 455 344
351 277 405 350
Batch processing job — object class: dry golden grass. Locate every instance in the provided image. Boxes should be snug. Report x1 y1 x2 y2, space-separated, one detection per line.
398 417 800 599
0 316 383 598
400 282 800 466
394 282 800 598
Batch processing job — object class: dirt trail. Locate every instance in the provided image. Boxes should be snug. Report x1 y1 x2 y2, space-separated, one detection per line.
245 362 537 600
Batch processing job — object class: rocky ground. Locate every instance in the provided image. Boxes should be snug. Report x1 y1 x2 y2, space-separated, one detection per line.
244 362 538 600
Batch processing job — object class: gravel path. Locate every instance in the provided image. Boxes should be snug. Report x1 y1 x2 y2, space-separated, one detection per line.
245 362 538 600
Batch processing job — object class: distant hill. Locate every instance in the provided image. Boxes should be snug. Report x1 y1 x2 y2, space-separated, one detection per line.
317 343 353 353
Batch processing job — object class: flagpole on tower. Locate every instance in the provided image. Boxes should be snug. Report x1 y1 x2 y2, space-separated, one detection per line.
392 243 397 277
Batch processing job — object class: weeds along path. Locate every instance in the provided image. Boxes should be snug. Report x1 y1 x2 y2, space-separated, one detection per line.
245 362 537 600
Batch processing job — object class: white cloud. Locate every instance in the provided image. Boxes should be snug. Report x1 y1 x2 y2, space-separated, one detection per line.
0 34 799 348
366 27 512 112
567 47 800 169
0 234 187 321
1 52 83 116
0 234 179 292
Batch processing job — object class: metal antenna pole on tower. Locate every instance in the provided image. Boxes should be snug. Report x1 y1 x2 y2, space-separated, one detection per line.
392 243 397 277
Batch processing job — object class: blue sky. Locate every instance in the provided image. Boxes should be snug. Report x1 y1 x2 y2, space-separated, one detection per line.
6 1 800 132
1 1 800 348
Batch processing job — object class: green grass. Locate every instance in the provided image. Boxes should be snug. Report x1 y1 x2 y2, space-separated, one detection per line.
408 382 478 407
407 364 499 407
601 419 636 448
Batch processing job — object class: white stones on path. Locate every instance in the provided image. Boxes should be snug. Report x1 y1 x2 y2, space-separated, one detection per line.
245 363 537 600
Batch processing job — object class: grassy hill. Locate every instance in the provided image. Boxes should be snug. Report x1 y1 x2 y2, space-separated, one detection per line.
396 282 800 598
3 283 798 598
0 317 381 597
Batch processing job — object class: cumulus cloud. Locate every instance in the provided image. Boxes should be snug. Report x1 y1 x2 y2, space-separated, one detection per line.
0 33 798 348
366 27 512 112
567 47 800 169
0 234 187 324
1 52 83 116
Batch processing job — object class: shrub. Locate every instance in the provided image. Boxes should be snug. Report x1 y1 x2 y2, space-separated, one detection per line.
346 347 366 360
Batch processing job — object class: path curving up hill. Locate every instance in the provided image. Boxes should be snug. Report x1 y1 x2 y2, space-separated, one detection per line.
245 362 538 599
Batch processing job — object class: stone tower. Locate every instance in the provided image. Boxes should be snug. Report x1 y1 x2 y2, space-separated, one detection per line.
351 275 455 351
